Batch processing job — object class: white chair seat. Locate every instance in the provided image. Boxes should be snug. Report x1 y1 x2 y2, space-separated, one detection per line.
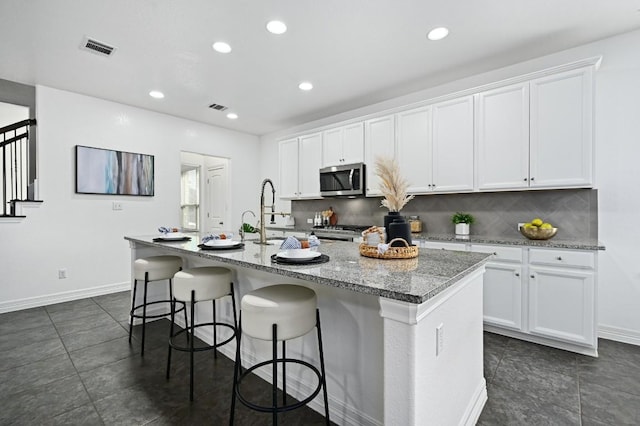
173 267 233 302
134 255 182 281
241 284 317 341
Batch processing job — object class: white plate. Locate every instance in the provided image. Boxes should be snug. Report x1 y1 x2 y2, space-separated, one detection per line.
160 233 185 240
204 239 239 247
277 250 322 260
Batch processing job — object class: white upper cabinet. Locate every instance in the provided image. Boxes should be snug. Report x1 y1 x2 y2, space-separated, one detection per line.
396 96 474 194
530 67 594 188
278 133 322 199
322 122 364 167
364 115 396 196
476 83 530 190
396 106 432 193
431 96 475 192
279 137 299 198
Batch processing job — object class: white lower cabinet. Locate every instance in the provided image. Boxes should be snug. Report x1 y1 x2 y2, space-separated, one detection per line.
468 243 597 355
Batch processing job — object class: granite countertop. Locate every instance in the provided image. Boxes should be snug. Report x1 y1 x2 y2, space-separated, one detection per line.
266 226 605 251
125 235 492 304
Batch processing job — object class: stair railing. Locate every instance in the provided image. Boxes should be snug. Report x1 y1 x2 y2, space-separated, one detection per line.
1 119 37 216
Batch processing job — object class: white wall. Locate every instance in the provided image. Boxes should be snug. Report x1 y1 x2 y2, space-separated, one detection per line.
260 29 640 344
0 86 260 312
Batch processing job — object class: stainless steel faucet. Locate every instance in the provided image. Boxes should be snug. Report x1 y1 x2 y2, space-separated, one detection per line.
256 178 290 245
239 210 256 242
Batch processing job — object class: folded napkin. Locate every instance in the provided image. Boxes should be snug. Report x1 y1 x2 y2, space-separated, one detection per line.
280 235 321 250
377 243 390 255
158 226 171 234
202 232 234 243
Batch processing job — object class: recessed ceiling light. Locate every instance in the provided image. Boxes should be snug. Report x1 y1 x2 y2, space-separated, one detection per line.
226 113 238 120
212 41 232 53
149 90 164 99
266 20 287 35
427 27 449 41
298 82 313 91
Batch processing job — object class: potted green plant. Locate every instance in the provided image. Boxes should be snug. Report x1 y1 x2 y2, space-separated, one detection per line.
452 212 474 236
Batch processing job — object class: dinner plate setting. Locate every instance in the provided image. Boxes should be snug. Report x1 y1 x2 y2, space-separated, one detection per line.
198 241 244 250
271 253 330 265
153 233 192 242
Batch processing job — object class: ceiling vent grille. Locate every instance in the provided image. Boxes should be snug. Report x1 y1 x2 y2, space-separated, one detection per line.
208 103 228 112
80 37 116 57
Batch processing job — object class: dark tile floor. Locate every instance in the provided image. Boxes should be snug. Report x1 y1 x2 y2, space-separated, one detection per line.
1 291 639 425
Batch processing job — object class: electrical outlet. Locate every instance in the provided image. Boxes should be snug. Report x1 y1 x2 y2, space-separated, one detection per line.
436 323 444 356
517 222 525 231
112 202 123 211
58 268 67 279
307 218 313 224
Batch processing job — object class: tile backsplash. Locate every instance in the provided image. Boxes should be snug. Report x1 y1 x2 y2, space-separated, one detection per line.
291 188 598 239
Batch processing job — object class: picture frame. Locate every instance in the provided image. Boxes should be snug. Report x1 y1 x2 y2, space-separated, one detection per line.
75 145 154 196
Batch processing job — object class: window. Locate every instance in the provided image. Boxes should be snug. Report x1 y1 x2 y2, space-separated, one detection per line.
180 166 199 231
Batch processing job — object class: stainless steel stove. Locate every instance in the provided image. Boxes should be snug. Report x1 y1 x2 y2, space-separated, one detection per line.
310 225 371 241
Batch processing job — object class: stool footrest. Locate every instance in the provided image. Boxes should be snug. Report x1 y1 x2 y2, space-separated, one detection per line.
235 358 323 414
169 322 236 353
130 300 185 320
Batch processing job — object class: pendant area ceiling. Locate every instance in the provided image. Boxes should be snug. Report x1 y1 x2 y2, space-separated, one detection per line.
1 0 639 136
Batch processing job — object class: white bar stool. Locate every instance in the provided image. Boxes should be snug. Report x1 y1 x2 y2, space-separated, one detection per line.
166 266 238 401
230 284 330 425
129 255 185 356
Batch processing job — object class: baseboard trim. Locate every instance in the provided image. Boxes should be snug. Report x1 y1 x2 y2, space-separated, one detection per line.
0 282 131 313
598 325 640 346
462 379 488 426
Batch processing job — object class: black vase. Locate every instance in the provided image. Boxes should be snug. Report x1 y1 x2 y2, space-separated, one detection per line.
389 218 412 247
383 212 400 242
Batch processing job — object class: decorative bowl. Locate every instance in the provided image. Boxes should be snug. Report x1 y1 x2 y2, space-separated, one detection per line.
520 226 558 240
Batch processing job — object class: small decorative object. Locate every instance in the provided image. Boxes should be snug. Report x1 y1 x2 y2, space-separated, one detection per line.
321 208 334 226
375 156 414 240
520 217 558 240
408 215 422 233
452 212 474 236
359 238 419 259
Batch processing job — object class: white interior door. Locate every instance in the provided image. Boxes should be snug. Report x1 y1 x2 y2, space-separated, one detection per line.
206 164 227 232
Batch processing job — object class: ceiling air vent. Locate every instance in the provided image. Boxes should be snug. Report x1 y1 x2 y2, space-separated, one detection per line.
80 37 116 57
208 103 228 112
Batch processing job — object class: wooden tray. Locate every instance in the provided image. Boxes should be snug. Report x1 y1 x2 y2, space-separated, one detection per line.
359 238 419 259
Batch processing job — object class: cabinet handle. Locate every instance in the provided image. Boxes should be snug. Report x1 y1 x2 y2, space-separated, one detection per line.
556 256 562 261
523 178 528 181
515 272 520 277
530 275 535 279
531 177 535 181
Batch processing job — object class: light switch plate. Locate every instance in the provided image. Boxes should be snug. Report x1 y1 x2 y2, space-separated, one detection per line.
112 202 123 211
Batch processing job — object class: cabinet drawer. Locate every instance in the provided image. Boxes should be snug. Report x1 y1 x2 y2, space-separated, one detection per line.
421 241 467 251
529 248 594 269
471 245 522 263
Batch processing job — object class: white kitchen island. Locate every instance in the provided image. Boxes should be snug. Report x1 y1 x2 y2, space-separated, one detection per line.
125 235 491 426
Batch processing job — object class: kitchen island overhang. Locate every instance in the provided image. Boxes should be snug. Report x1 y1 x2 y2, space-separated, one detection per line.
125 235 491 426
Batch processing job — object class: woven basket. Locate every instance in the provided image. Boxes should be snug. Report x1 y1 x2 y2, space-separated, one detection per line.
359 238 419 259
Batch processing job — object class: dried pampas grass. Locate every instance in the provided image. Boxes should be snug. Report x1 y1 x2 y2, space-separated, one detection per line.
374 156 414 212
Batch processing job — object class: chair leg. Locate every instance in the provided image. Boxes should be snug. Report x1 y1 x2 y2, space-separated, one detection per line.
282 340 287 406
213 299 218 359
141 273 149 356
272 323 278 426
189 290 196 402
128 279 138 343
166 296 176 380
316 309 330 425
229 314 242 426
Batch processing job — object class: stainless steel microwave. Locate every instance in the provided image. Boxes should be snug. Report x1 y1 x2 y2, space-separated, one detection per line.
319 163 366 197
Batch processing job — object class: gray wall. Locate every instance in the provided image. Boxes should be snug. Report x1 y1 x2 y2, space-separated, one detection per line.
292 188 598 239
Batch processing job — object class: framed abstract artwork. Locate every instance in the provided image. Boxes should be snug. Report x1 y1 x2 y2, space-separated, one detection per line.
75 145 154 196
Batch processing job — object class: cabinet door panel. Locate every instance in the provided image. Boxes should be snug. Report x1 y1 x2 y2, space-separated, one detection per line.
396 107 432 193
279 138 299 198
322 128 343 167
365 115 395 196
483 263 523 330
528 266 595 345
476 83 530 190
342 122 365 164
298 133 322 198
530 68 593 188
431 96 475 192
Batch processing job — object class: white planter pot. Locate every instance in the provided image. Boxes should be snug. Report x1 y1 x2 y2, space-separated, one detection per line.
455 223 470 235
